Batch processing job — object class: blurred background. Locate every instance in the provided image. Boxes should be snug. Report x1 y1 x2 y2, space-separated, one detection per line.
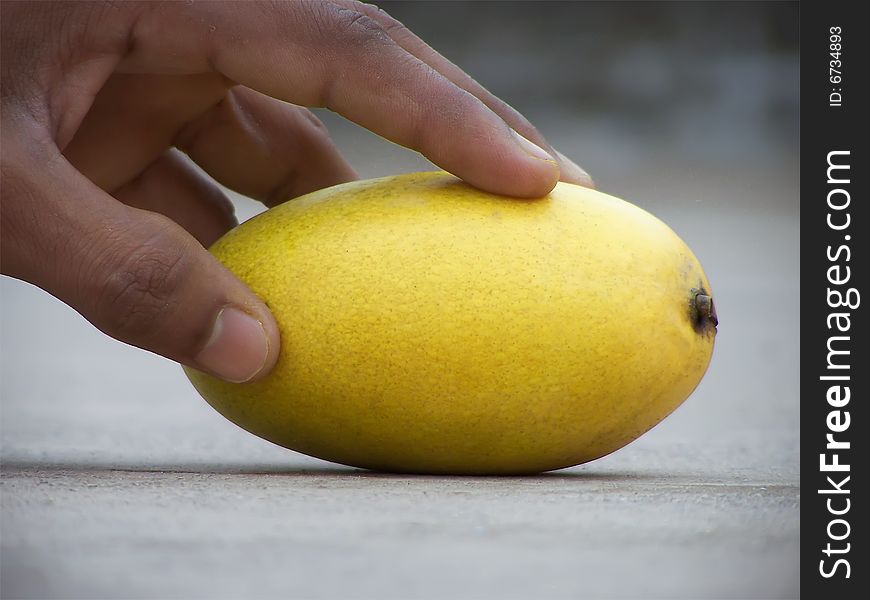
1 2 799 599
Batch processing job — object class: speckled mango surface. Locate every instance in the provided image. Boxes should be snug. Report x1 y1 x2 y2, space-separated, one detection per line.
185 171 716 474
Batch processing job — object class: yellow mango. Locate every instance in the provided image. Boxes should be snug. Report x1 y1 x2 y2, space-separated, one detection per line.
185 172 717 474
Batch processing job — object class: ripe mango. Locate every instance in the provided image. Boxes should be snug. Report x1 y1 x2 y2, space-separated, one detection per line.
185 172 717 474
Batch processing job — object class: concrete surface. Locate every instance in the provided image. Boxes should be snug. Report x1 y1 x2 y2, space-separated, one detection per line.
1 4 798 598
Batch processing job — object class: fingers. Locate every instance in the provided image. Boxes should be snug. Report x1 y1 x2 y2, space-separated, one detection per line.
2 137 280 383
62 73 234 194
331 1 594 188
113 150 237 248
121 2 561 197
64 74 356 207
175 87 358 206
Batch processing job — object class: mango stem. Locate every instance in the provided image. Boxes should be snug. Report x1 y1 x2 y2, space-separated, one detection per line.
694 293 718 328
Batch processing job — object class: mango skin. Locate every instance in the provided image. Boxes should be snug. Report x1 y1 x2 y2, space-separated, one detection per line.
185 172 716 474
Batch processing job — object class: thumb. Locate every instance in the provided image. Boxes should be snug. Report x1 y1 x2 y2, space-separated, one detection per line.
1 145 280 383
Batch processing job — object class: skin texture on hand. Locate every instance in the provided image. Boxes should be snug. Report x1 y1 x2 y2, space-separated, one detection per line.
0 0 593 383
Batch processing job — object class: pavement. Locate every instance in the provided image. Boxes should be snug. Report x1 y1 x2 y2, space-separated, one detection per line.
1 71 799 599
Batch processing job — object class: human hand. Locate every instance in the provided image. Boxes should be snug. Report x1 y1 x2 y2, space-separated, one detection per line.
1 1 592 383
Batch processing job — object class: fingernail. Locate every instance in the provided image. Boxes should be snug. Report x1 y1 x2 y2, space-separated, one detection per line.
554 150 595 188
196 307 270 383
510 128 557 163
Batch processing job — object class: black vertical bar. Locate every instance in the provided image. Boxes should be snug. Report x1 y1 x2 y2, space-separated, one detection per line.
802 0 866 597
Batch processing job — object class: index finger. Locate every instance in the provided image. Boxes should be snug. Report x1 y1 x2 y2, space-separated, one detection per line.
119 1 560 198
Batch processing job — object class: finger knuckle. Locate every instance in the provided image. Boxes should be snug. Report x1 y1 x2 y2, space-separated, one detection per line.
352 2 408 38
329 5 390 45
95 232 190 341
